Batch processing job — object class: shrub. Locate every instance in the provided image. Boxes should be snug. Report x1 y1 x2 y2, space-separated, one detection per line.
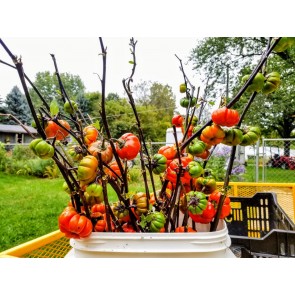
128 167 142 183
0 143 8 171
12 144 35 161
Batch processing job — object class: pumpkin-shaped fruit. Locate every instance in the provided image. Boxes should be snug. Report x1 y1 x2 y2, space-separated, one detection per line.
111 201 130 222
105 161 122 179
152 153 167 175
45 120 70 141
242 72 265 93
195 176 217 194
115 133 141 161
200 124 225 145
273 37 295 53
132 192 148 216
83 125 99 146
188 139 207 156
30 139 55 159
186 191 208 215
211 107 240 127
148 211 166 233
68 145 84 162
88 140 113 164
239 126 261 146
222 128 243 146
262 72 281 94
188 161 204 178
64 100 78 114
77 155 98 185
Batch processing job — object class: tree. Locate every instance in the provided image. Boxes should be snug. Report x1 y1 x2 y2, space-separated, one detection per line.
149 82 176 118
189 38 268 100
0 86 32 125
189 37 295 155
76 91 90 120
29 71 85 108
84 91 102 117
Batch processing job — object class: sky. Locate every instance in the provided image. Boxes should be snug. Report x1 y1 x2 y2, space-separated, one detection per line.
0 37 202 113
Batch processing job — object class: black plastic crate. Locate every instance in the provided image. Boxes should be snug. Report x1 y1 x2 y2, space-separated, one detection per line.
226 192 295 258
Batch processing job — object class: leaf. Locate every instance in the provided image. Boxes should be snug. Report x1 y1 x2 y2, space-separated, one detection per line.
139 215 147 228
129 60 134 64
50 99 59 116
92 120 100 130
209 101 215 106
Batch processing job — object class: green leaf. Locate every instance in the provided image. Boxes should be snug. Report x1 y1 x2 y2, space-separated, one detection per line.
50 99 59 116
92 120 100 130
209 101 215 106
129 60 134 64
139 215 147 228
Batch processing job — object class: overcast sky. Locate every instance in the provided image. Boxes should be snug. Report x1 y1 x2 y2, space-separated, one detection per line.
0 37 203 114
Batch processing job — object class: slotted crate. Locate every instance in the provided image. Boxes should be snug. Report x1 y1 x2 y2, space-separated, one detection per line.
226 192 295 258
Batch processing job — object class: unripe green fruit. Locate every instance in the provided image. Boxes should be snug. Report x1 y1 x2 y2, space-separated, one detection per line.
64 100 78 114
179 83 187 93
222 128 243 146
273 37 295 53
242 72 265 93
262 72 281 94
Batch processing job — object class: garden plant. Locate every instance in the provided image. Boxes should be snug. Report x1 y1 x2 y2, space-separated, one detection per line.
0 37 292 239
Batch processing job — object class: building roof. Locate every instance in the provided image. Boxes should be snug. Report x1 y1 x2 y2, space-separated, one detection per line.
0 124 38 134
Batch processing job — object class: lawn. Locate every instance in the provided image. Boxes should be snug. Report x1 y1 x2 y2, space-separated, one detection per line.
0 173 68 252
0 169 159 252
243 161 295 183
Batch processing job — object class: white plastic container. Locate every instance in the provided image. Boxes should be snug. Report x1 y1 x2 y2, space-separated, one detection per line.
65 221 236 258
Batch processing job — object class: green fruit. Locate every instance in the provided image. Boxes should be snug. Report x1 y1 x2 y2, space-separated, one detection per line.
273 37 295 53
222 128 243 146
190 116 198 126
149 211 166 232
179 83 187 93
186 191 208 215
262 72 281 94
242 72 265 93
35 141 55 159
86 183 103 198
188 161 204 178
152 154 167 175
64 100 78 114
29 138 43 154
249 126 261 137
188 139 206 155
180 97 196 108
239 126 261 146
30 138 54 159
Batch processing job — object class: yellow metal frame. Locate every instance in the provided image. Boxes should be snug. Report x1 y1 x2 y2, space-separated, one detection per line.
0 230 71 258
1 182 294 258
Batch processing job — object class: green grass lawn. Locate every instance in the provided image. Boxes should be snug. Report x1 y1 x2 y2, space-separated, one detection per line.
243 162 295 183
0 173 68 252
0 169 160 252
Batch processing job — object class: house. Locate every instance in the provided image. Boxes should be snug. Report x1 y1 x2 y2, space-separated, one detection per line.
0 124 38 145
